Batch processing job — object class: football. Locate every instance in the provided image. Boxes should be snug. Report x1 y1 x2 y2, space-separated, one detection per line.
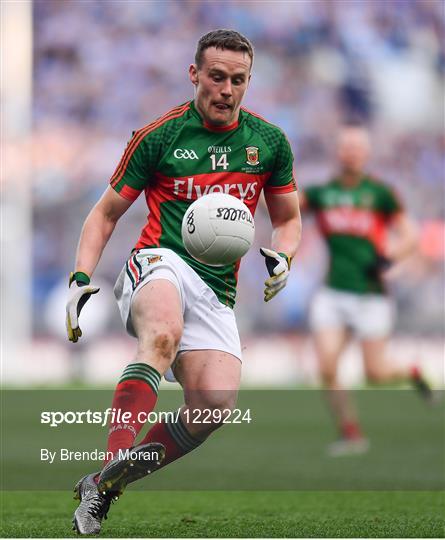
181 193 255 266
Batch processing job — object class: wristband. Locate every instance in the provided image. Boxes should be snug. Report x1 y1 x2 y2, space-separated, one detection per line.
69 271 91 287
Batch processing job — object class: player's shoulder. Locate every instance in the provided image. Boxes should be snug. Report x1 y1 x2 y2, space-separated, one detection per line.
240 107 288 145
133 101 192 141
363 174 403 212
363 174 397 195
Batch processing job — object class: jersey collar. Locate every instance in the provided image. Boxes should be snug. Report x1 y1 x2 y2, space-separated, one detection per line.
191 100 240 132
336 174 367 189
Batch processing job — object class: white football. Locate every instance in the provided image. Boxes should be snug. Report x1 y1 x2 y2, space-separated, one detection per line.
181 193 255 266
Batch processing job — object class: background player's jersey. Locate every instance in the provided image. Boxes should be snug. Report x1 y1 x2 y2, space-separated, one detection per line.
304 176 402 294
110 100 296 307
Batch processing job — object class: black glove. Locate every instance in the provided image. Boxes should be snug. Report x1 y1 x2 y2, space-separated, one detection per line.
366 255 392 280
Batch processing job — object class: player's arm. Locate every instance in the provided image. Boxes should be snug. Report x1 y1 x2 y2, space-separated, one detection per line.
385 212 418 263
75 186 133 277
372 183 418 275
297 189 309 211
260 190 302 302
265 190 302 258
66 187 133 342
67 125 154 342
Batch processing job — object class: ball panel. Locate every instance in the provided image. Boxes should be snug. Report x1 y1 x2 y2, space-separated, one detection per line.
182 204 214 257
193 204 216 254
181 193 255 266
197 236 251 266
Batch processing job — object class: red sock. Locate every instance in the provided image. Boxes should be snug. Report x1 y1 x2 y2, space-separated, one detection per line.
410 365 421 380
105 362 161 462
140 411 203 467
341 420 363 440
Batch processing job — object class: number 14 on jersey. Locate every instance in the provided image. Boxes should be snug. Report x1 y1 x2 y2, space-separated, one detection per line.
210 153 229 171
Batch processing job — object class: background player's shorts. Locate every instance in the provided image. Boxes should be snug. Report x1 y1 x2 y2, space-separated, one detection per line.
309 286 395 339
114 248 242 378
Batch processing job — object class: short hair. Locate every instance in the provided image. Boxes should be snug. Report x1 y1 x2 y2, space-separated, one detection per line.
195 29 254 69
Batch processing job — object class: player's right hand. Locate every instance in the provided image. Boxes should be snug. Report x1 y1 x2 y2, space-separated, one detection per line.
66 272 100 343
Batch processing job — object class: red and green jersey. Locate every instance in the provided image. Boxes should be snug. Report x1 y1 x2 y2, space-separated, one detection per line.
304 176 402 294
110 100 296 307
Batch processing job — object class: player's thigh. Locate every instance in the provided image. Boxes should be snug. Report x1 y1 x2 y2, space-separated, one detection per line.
313 328 349 379
174 349 241 411
360 337 388 381
132 279 183 364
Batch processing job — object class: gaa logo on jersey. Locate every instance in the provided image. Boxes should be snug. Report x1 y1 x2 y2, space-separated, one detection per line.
173 148 198 160
245 146 260 166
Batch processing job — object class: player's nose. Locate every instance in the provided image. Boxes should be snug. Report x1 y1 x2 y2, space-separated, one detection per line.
220 79 232 97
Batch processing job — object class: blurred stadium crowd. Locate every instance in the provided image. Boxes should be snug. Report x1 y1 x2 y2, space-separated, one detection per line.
32 0 444 336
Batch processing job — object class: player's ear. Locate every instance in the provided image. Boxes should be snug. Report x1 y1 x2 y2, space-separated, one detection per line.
189 64 198 86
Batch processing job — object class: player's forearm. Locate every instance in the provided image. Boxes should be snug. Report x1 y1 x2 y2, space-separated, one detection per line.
386 217 418 262
386 233 418 262
74 206 118 277
270 215 302 259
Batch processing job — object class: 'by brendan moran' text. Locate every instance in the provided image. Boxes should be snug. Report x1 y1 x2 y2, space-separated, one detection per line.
40 448 161 464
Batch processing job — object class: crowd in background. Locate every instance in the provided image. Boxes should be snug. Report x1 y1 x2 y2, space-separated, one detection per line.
32 0 444 336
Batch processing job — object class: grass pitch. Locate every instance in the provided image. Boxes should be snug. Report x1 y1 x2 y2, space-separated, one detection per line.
1 388 443 536
1 490 444 537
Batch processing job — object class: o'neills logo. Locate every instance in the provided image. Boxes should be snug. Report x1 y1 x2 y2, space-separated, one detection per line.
173 177 258 200
246 146 260 166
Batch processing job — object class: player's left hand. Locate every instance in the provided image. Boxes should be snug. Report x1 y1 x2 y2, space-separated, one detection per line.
260 247 292 302
367 254 393 280
66 272 100 343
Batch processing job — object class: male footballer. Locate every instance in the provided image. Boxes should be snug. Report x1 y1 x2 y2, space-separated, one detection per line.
67 29 301 534
300 125 432 456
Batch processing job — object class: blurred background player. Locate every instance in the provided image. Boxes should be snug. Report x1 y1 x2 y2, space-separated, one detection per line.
299 125 432 456
66 29 301 534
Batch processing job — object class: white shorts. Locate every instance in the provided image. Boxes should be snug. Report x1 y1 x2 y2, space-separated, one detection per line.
309 286 395 339
114 248 242 370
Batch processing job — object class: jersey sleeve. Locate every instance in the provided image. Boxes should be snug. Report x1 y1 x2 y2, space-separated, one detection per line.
109 128 161 202
264 131 297 195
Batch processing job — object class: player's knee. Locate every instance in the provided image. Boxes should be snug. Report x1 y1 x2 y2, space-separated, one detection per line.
365 368 385 383
188 390 238 428
137 325 182 364
319 366 337 386
153 327 181 358
201 392 237 412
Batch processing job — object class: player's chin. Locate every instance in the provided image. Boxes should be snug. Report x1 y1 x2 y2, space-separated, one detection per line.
209 109 234 126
